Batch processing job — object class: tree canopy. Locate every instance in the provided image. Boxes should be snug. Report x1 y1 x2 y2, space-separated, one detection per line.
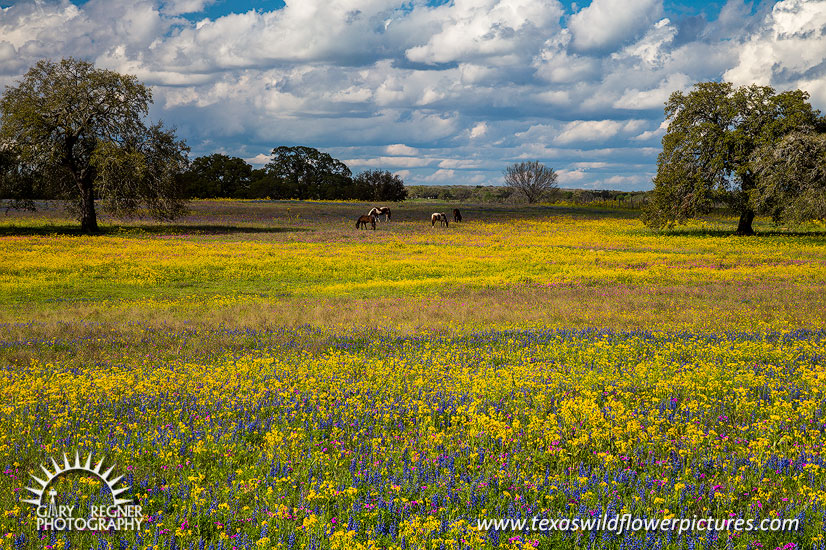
181 154 252 198
751 131 826 224
353 169 408 202
642 82 824 235
259 146 353 200
0 58 188 232
0 147 36 212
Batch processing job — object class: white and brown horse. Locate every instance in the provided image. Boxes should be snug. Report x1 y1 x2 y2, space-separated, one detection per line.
368 207 391 222
431 212 448 227
356 214 376 230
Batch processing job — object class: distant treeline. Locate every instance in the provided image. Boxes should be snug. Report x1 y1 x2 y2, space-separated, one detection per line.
179 147 648 205
181 147 407 202
4 140 647 206
407 185 650 207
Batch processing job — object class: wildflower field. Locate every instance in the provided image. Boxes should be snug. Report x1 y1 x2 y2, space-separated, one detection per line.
2 200 826 550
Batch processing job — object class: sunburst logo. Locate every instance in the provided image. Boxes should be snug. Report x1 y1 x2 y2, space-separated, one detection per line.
22 451 131 507
20 451 144 532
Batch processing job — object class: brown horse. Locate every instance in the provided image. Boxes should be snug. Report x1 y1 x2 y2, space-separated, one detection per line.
453 208 462 222
431 212 448 227
356 215 376 230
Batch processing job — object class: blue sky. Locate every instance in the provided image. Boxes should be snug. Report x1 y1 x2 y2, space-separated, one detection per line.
184 0 730 21
47 0 736 22
1 0 824 190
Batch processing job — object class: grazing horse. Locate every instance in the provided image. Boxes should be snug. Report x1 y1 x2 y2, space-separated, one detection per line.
431 212 448 227
356 214 376 230
453 208 462 222
368 206 391 222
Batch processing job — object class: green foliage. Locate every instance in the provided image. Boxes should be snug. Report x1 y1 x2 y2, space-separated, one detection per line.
257 145 353 200
405 185 647 206
181 153 253 198
90 123 189 221
245 146 410 201
643 81 823 235
407 185 515 203
353 169 408 202
752 131 826 224
0 147 37 212
0 57 189 232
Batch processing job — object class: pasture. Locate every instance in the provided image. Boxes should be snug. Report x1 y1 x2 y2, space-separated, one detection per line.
1 200 826 549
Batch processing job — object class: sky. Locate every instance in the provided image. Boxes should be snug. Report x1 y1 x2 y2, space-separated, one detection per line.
0 0 824 190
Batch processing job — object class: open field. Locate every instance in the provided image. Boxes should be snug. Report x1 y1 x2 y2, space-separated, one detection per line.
2 200 826 549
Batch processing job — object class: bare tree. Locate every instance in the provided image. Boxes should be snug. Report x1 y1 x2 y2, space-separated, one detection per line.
503 161 558 203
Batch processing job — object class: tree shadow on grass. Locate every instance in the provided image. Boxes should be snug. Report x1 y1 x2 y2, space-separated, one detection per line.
755 229 826 238
447 204 641 221
642 226 826 238
0 224 312 237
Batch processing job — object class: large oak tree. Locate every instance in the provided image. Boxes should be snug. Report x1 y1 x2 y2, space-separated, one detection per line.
0 58 189 232
643 82 823 235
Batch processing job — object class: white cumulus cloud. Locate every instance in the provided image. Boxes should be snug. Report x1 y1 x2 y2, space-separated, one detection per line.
555 120 646 144
724 0 826 92
0 0 822 191
404 0 564 65
568 0 663 52
386 144 419 156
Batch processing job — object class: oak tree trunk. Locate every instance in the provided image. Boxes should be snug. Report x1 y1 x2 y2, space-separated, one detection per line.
736 209 754 236
79 178 98 233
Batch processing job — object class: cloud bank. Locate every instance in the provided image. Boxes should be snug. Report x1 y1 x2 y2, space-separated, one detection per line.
0 0 824 190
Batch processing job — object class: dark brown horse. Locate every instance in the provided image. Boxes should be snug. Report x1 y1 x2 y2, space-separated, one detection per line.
356 215 376 230
453 208 462 222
